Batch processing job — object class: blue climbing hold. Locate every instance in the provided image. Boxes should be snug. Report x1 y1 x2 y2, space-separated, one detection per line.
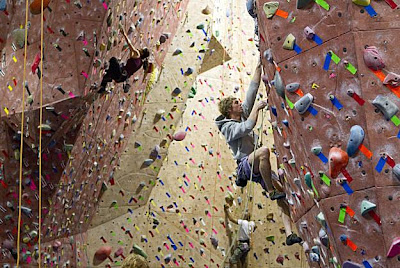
346 125 365 157
0 0 6 11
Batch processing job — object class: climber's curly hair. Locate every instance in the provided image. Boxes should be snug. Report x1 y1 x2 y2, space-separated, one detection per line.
121 254 149 268
218 96 237 118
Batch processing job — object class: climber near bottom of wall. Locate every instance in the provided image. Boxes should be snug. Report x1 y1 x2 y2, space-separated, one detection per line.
224 203 256 267
97 24 152 94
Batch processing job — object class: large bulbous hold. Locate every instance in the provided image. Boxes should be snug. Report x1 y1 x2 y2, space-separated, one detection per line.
363 46 385 71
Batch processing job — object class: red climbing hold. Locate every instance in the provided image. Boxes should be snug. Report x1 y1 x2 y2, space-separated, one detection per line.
328 147 349 179
94 246 112 264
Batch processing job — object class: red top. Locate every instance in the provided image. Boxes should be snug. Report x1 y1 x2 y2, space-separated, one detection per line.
124 57 143 77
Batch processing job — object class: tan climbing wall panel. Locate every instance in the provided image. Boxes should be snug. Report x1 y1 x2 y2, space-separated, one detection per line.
257 0 400 267
85 0 220 267
88 0 212 226
84 0 307 267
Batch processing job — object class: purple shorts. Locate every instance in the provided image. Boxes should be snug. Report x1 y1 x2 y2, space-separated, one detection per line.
236 156 267 191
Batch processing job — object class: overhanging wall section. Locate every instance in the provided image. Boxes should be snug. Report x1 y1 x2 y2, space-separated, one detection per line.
0 0 187 266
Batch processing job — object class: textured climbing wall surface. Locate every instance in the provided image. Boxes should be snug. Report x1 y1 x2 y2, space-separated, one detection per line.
0 0 187 266
83 0 307 267
257 0 400 267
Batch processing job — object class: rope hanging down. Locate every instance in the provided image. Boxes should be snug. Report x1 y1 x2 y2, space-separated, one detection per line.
17 0 45 266
222 3 275 263
38 0 45 266
16 0 30 265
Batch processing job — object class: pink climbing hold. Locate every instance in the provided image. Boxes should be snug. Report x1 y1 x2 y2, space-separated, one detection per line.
383 72 400 87
52 240 62 251
262 74 269 84
363 46 385 71
276 255 284 265
387 237 400 258
94 246 112 262
173 131 186 141
114 247 125 259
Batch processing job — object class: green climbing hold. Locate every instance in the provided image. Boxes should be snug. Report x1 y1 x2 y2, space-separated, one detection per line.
304 172 312 189
266 235 275 242
196 23 205 29
132 244 148 259
12 29 26 49
360 200 376 216
263 2 279 19
188 87 197 98
311 146 322 155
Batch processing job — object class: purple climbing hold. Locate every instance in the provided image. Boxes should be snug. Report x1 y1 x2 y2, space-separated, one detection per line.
342 261 363 268
2 240 13 250
304 26 315 40
262 75 269 85
363 46 385 70
383 72 400 87
387 237 400 258
276 255 284 265
173 131 186 141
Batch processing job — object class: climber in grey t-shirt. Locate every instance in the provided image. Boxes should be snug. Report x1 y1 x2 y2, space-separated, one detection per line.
215 61 302 247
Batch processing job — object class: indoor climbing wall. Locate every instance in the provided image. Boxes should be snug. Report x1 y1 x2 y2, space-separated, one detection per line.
257 0 400 267
0 0 187 266
83 0 306 267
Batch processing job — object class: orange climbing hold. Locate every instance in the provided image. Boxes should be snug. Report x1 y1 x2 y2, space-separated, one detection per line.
29 0 51 15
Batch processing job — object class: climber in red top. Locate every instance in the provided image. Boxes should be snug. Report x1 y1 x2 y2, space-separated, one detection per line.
98 25 151 94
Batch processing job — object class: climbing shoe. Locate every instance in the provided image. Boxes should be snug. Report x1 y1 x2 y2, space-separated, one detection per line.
269 190 286 200
286 233 302 246
97 86 106 94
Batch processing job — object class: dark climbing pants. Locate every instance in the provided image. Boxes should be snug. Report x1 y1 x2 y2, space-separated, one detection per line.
230 241 250 264
100 57 127 90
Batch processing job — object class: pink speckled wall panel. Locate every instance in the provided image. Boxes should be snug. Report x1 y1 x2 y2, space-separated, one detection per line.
257 0 400 267
0 0 187 266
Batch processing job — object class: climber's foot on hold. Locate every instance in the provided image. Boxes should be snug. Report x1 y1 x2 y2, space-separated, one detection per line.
286 233 302 246
90 83 97 91
269 190 286 201
97 86 106 94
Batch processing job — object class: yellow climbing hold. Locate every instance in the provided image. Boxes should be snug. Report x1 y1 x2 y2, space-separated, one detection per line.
283 34 296 50
263 2 279 19
352 0 370 6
